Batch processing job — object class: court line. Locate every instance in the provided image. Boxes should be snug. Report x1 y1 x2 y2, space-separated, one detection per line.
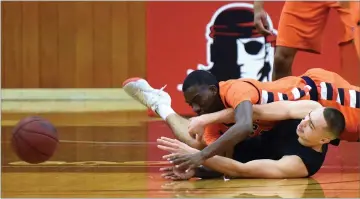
4 179 360 193
2 139 158 145
59 140 158 145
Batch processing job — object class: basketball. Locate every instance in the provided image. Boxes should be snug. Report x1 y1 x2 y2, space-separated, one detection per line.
11 116 59 164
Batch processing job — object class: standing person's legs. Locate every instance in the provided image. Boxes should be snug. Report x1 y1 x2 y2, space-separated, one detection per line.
274 1 329 80
332 1 360 87
348 1 360 58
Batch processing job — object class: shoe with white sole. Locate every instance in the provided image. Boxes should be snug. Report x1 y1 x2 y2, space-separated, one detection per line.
122 77 171 113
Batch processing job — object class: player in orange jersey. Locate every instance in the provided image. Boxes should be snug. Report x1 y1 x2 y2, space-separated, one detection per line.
123 77 345 179
184 68 359 141
189 68 360 144
163 68 358 171
254 1 360 81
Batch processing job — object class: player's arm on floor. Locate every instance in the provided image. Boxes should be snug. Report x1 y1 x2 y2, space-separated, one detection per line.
202 155 309 178
193 166 224 179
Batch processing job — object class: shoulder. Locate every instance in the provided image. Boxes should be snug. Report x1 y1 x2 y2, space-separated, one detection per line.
219 80 260 107
219 80 260 96
288 144 328 177
219 79 259 88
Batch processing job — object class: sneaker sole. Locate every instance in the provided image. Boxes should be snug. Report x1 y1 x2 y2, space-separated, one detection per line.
122 77 153 108
122 77 143 87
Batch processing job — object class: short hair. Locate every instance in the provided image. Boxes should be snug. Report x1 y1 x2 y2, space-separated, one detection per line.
182 70 219 92
323 107 345 139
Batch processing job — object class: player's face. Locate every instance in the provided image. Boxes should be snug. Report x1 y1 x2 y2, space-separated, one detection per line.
296 108 331 147
183 85 220 115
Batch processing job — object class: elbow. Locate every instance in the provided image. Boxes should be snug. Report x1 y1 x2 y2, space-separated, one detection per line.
233 121 253 139
242 121 254 135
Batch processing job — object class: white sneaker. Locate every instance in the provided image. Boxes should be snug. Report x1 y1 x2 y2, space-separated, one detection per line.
122 77 171 112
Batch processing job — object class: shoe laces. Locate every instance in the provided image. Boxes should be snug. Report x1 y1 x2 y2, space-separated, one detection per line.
150 84 168 109
135 84 168 107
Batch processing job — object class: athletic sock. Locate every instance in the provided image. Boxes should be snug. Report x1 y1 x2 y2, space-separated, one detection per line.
156 104 175 120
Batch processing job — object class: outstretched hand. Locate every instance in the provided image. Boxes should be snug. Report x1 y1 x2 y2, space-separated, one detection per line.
166 152 205 172
157 137 204 172
159 166 195 181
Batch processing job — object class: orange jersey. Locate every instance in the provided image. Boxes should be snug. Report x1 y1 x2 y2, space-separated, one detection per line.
277 1 357 53
218 68 360 142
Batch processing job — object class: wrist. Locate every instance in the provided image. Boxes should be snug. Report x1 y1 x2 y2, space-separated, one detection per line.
253 1 264 11
194 166 223 179
191 148 200 154
199 115 210 126
199 149 210 160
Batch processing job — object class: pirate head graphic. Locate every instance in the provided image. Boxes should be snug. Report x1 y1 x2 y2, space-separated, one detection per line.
177 3 277 91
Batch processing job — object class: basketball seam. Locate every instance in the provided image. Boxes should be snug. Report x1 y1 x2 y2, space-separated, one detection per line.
13 119 47 135
21 129 58 141
15 132 53 157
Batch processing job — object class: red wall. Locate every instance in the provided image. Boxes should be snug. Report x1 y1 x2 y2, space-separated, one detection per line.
146 1 359 115
145 1 359 177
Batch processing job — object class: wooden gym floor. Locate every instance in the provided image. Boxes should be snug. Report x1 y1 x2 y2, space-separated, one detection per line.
1 89 359 198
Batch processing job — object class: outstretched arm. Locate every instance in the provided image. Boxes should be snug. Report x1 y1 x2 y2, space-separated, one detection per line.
190 100 322 168
252 100 322 120
196 108 234 125
202 155 308 178
189 100 322 131
158 137 308 179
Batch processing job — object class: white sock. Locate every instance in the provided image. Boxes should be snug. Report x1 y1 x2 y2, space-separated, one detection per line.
156 104 175 120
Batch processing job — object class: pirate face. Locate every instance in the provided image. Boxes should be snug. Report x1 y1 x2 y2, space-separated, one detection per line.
177 3 277 92
236 36 273 81
204 3 276 82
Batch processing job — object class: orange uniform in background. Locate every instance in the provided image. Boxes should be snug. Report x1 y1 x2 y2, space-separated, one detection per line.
204 68 360 145
276 1 358 54
350 1 360 57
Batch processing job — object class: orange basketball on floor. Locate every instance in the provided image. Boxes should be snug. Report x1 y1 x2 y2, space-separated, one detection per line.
11 116 59 164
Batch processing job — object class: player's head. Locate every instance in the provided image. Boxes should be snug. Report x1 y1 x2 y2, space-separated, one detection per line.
182 70 225 115
296 107 345 147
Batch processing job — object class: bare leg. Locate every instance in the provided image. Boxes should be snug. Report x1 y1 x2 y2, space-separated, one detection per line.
165 113 206 150
122 78 205 149
273 46 298 80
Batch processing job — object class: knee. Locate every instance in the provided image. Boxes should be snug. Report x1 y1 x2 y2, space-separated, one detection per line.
274 47 296 66
273 47 297 74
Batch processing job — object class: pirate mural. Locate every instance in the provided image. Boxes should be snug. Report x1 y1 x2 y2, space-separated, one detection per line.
177 3 278 91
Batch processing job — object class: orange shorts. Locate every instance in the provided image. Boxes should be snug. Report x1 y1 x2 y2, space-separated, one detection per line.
276 1 358 53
